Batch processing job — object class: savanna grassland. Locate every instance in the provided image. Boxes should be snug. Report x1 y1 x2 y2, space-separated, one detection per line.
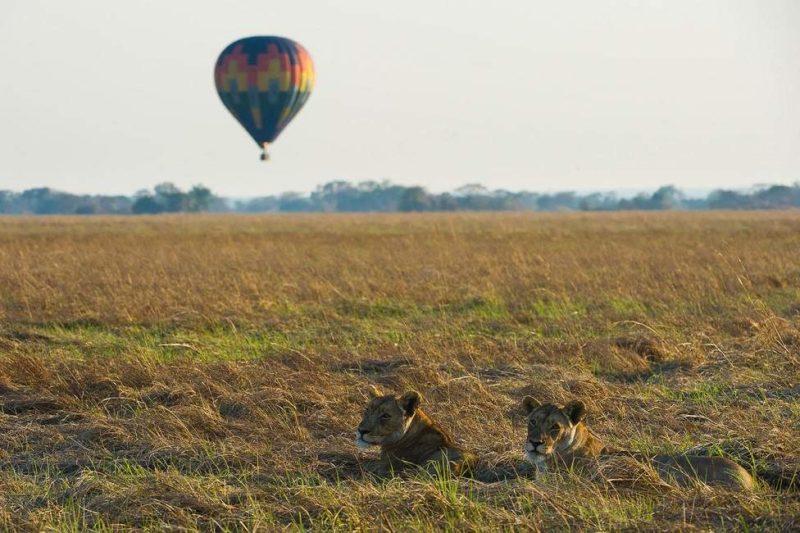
0 212 799 531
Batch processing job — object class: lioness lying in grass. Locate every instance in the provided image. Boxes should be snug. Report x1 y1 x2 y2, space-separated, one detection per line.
356 386 476 475
522 396 754 490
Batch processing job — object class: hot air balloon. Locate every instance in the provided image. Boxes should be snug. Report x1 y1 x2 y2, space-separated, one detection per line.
214 36 315 161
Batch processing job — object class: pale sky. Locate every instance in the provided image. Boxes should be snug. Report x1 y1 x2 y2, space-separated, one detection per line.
1 0 798 197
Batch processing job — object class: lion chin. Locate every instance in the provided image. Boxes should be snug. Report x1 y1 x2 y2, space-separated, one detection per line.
526 451 547 466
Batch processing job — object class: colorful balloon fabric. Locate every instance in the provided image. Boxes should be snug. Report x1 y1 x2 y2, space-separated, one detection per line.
214 36 315 160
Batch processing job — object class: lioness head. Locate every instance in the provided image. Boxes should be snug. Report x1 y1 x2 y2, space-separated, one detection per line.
522 396 586 464
356 386 421 449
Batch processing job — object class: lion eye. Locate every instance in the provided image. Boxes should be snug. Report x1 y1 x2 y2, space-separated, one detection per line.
550 424 559 433
380 413 391 420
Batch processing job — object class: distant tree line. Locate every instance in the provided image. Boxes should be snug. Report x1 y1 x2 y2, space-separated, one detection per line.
0 183 219 215
129 183 218 214
1 181 798 215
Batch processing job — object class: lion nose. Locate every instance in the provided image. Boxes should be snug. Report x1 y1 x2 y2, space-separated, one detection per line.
529 440 543 448
525 440 543 452
358 428 369 436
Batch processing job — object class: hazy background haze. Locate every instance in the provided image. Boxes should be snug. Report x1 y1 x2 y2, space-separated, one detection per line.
1 0 798 196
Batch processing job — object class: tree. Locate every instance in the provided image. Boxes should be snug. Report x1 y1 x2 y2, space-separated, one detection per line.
132 191 163 214
186 185 213 212
278 192 315 212
0 191 17 214
454 184 488 197
537 192 578 211
579 192 617 211
753 185 796 208
649 186 684 210
398 187 431 211
153 182 187 212
708 190 748 209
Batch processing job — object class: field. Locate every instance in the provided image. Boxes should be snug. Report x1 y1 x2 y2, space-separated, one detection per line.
1 212 799 531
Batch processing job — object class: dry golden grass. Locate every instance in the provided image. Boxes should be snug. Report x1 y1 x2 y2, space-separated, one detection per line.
0 212 798 530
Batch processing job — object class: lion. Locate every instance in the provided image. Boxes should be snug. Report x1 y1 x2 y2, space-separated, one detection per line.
355 386 476 475
522 396 755 490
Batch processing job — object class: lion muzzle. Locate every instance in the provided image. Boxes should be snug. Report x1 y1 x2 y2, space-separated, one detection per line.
355 429 373 449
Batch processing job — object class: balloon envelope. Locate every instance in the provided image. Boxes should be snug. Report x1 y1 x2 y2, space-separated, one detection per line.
214 36 314 156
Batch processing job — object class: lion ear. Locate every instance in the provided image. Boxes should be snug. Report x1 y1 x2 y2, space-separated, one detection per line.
398 390 421 416
522 396 541 414
367 385 384 399
564 400 586 425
